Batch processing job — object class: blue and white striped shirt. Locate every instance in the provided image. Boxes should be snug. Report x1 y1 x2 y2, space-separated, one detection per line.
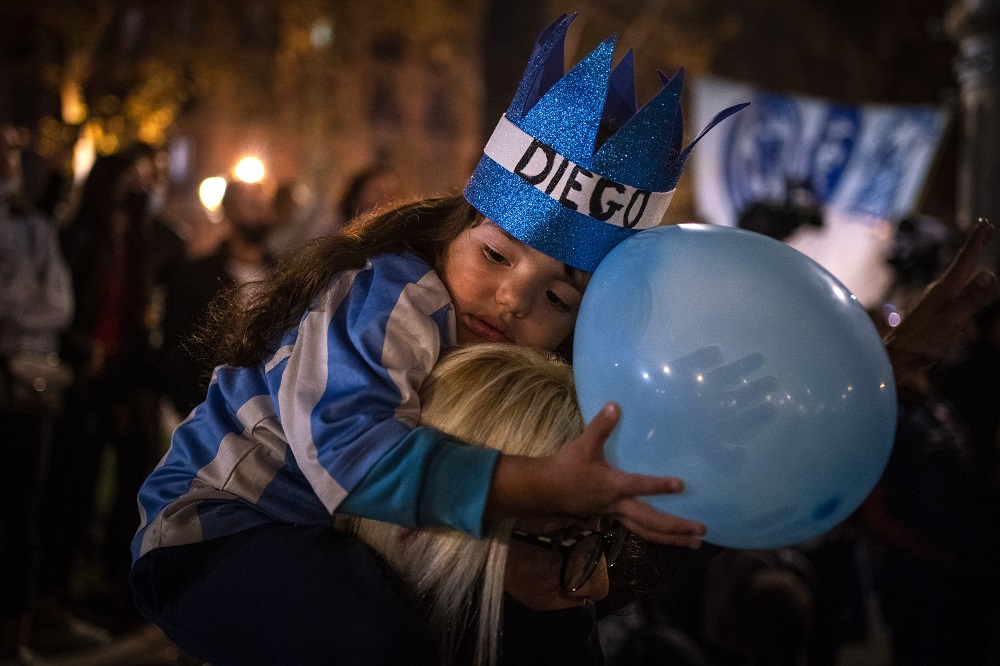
133 252 500 561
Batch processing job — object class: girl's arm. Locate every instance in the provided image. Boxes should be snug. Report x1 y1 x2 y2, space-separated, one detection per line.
324 254 703 546
486 402 706 548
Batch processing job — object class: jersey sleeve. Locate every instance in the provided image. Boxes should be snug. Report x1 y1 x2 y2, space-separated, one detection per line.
270 253 497 535
340 426 500 537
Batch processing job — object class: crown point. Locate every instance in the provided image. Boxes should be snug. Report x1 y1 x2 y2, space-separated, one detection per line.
510 15 576 120
518 34 615 162
601 49 637 144
465 17 748 271
593 64 686 190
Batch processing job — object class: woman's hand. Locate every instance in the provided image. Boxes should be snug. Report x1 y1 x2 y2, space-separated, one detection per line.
486 402 706 548
884 218 998 388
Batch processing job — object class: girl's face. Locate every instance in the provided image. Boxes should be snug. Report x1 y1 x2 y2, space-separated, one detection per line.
440 220 586 351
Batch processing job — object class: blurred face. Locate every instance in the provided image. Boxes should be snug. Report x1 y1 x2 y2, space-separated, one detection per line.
225 183 272 225
224 182 277 243
504 516 611 611
272 188 299 227
0 125 22 191
439 220 585 351
355 172 398 215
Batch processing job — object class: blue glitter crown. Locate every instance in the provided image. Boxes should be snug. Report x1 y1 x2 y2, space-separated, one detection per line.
464 13 748 271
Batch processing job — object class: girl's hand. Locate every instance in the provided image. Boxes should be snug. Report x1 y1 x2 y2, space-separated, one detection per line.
486 402 706 548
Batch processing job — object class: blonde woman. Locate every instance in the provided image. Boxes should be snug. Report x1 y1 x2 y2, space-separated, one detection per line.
352 343 624 665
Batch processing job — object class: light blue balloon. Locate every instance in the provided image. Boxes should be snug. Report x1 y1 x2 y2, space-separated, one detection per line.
573 224 896 549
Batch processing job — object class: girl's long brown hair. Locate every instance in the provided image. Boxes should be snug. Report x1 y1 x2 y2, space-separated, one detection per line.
194 194 479 367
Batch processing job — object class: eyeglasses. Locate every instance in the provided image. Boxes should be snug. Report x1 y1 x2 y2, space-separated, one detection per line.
511 520 627 593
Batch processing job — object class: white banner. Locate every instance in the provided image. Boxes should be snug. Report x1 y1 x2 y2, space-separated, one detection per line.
691 76 950 306
691 76 949 226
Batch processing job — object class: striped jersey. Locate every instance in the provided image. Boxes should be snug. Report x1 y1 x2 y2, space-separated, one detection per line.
132 252 500 561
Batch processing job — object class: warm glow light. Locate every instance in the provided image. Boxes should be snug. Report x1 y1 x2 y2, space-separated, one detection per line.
72 124 96 184
199 177 227 211
310 18 334 49
61 80 88 125
234 157 265 183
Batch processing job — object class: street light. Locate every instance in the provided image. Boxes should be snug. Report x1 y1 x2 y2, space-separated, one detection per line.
234 157 265 183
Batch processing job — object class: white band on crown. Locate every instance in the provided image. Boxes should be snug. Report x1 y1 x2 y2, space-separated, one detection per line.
483 115 673 230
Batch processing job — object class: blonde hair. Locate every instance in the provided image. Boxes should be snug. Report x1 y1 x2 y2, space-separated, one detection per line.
353 344 583 665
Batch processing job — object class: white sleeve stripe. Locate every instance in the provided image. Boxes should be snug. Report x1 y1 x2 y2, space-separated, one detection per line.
236 393 278 428
187 395 287 505
147 481 236 554
265 345 294 374
383 271 454 426
276 269 361 513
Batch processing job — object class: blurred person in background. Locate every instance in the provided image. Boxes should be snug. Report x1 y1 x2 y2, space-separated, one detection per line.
266 166 401 247
159 179 278 419
859 302 1000 665
33 143 163 648
265 179 318 256
145 147 187 285
0 122 75 665
331 165 400 233
933 297 1000 496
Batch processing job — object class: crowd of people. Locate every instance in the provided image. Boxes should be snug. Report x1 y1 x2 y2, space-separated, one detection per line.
2 13 1000 666
0 125 404 664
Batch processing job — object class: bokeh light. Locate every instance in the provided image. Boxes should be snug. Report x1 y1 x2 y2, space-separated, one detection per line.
199 176 227 211
234 157 265 183
882 303 901 327
310 18 334 50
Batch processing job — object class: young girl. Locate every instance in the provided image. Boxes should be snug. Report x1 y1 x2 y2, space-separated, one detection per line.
130 13 739 664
